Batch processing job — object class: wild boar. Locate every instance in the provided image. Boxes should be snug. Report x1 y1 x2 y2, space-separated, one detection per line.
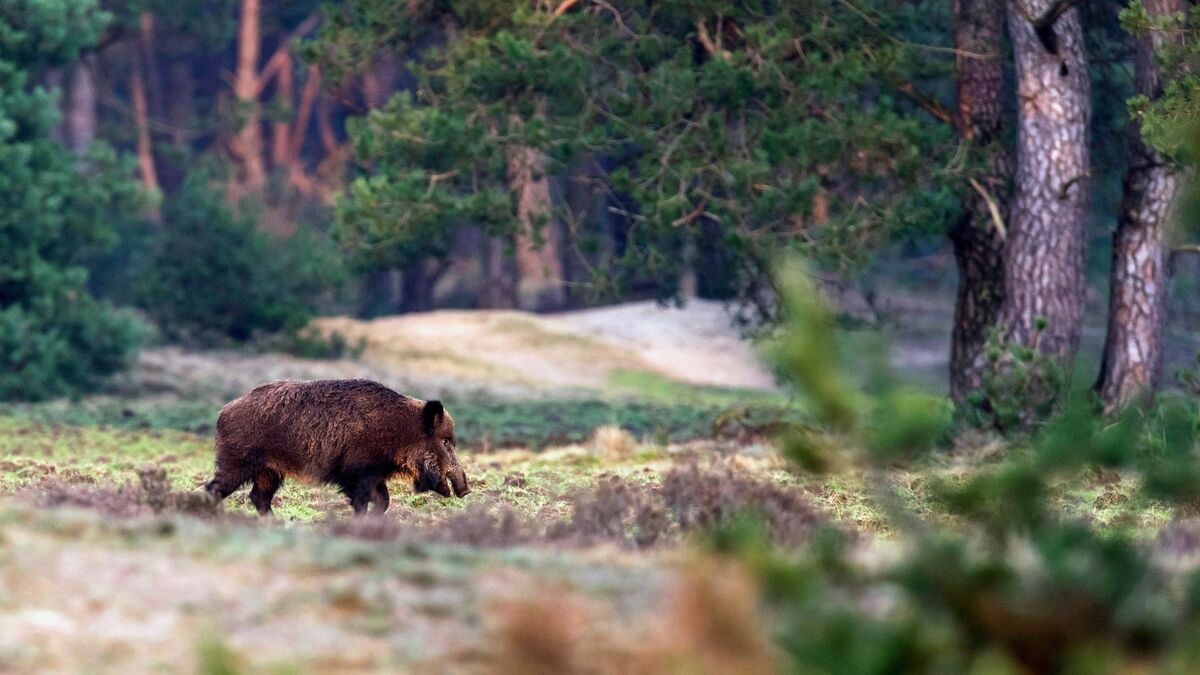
203 379 470 516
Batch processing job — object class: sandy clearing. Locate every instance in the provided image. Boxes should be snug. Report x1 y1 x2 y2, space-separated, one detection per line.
312 299 777 395
549 300 775 390
105 300 776 402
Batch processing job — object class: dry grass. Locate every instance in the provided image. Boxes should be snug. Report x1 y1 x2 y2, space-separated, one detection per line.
590 426 638 460
482 559 776 675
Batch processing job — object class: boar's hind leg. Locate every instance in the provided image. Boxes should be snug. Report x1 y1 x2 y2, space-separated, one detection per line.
371 481 390 514
249 469 283 516
205 463 253 501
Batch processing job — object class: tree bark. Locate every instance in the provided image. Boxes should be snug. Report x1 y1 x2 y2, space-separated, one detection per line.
1096 0 1182 408
231 0 266 194
130 14 160 202
139 13 164 122
1000 0 1091 362
167 61 194 149
480 234 518 309
401 260 440 313
65 56 97 155
272 51 293 171
283 65 320 195
949 0 1009 403
359 269 398 318
506 127 566 311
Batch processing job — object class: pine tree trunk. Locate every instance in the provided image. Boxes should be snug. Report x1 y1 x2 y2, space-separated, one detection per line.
359 269 398 318
167 61 194 149
287 65 320 194
506 131 566 311
232 0 265 193
272 52 293 170
65 56 96 155
480 234 518 309
1000 0 1091 362
401 260 437 313
139 13 164 122
949 0 1009 403
1096 0 1182 408
130 14 160 201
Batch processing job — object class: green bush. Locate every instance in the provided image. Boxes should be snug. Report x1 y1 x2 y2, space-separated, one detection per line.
740 260 1200 673
0 2 147 401
965 320 1066 433
137 174 342 344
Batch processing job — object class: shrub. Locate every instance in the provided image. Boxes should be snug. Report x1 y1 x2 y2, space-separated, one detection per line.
136 174 342 344
747 260 1200 672
0 6 147 401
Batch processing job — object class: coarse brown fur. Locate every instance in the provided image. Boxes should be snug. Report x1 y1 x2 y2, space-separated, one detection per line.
204 379 470 516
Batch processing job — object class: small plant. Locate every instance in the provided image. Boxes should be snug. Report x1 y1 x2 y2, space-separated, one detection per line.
589 426 637 460
966 319 1066 432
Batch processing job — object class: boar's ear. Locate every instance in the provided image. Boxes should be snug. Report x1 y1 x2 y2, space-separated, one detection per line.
422 400 444 437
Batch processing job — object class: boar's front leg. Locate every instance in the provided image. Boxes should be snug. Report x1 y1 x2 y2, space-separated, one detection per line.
370 481 390 514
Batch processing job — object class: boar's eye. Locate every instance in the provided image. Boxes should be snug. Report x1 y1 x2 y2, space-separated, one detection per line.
441 438 453 450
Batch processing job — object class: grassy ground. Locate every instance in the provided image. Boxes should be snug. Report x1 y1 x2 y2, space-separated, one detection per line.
0 404 1185 673
0 301 1188 673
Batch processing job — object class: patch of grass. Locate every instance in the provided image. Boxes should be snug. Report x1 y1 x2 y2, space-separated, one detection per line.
1 396 221 434
447 394 798 449
608 369 789 408
1 388 800 451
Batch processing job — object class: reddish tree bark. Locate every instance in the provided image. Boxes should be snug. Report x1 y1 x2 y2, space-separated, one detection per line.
130 13 160 202
506 120 566 311
272 51 293 170
231 0 266 194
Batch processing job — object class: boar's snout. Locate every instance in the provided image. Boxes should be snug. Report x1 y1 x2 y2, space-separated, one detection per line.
449 465 470 497
415 465 453 497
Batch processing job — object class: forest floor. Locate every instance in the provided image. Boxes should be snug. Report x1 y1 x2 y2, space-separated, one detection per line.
0 298 1194 673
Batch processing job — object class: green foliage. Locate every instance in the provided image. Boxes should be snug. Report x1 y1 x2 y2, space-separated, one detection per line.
334 93 511 274
965 322 1067 433
136 173 342 343
0 0 147 401
740 259 1200 672
318 0 959 317
1120 1 1199 164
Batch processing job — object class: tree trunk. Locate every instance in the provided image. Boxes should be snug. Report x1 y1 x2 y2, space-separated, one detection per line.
480 234 517 309
359 269 398 318
167 61 194 149
287 65 320 194
318 91 339 155
130 14 160 202
140 13 164 122
1096 0 1182 408
1000 0 1090 362
65 56 96 155
949 0 1009 403
401 260 438 313
272 51 293 170
506 127 566 311
232 0 265 194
